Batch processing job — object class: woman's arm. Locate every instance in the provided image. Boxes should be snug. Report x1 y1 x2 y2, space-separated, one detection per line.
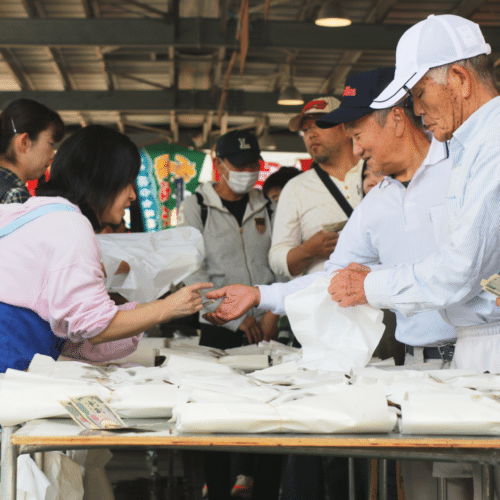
88 282 212 345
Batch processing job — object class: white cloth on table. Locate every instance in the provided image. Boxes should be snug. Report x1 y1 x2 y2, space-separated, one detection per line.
173 384 397 434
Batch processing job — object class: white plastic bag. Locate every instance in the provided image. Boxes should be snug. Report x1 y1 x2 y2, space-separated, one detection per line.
284 276 385 372
98 226 204 302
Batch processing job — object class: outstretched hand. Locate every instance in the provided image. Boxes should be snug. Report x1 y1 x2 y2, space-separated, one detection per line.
328 263 370 307
163 282 213 319
203 284 261 325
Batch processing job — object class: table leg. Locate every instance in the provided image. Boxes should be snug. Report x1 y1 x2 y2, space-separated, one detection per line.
1 427 17 500
437 477 447 500
481 464 494 500
378 459 388 500
348 457 355 500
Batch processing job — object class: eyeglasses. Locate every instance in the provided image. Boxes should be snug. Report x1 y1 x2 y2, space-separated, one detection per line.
299 123 320 137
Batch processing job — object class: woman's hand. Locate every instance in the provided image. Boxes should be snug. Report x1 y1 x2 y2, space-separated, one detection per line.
161 282 213 320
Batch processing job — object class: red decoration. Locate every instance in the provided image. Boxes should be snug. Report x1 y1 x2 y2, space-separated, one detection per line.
302 99 328 113
159 183 172 202
299 158 313 171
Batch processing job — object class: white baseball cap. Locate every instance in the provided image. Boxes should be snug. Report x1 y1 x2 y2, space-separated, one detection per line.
371 14 491 109
288 96 341 131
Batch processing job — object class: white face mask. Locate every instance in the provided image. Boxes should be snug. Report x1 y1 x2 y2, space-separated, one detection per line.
221 161 260 194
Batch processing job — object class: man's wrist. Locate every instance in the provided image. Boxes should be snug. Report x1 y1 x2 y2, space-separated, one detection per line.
252 286 261 307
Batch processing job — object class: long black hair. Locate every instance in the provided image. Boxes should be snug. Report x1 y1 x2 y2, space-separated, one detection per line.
0 99 65 162
37 125 141 229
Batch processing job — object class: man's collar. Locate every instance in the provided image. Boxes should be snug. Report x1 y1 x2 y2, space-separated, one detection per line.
379 136 448 188
452 96 500 149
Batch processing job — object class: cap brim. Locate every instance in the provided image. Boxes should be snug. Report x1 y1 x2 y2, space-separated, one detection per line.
288 114 304 132
225 152 263 167
371 68 428 109
316 106 373 128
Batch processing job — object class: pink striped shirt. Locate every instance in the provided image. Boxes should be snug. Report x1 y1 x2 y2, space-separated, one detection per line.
0 196 142 362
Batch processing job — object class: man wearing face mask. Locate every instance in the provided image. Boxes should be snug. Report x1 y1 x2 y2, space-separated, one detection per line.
178 129 278 350
178 130 281 500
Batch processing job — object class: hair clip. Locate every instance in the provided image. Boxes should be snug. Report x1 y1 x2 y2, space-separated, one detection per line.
11 117 17 134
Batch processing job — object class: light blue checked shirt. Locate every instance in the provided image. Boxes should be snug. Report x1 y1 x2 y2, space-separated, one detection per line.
364 96 500 328
259 137 457 346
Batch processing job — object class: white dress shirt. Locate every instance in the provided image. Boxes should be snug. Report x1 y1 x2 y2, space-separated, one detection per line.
259 137 457 346
269 160 363 278
364 96 500 328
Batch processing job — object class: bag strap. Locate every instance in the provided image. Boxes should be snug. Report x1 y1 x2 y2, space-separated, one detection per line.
0 203 79 238
313 164 354 217
195 191 208 228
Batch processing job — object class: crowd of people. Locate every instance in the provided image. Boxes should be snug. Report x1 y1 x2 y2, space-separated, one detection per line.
1 11 500 500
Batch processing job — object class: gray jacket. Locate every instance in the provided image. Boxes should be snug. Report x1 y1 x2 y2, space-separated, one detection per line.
178 182 275 331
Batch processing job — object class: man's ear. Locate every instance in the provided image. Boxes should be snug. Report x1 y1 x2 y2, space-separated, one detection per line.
338 123 350 139
391 107 406 138
448 63 471 98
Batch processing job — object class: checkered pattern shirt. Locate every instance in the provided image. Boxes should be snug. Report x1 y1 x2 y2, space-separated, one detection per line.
0 166 30 204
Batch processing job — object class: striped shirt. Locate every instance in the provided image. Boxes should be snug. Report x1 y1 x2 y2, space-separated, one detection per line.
258 137 457 346
0 166 30 204
364 96 500 328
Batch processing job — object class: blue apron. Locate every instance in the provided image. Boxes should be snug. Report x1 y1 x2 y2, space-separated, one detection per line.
0 203 79 372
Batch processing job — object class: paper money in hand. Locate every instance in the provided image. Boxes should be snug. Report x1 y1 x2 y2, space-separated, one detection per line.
322 220 347 233
481 274 500 297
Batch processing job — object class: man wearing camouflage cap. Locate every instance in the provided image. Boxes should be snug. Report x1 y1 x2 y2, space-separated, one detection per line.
269 96 363 280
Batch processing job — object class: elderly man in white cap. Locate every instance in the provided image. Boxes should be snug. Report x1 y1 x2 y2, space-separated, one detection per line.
269 96 363 280
329 14 500 373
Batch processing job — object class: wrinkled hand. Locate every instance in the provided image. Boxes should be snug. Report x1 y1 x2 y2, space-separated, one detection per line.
328 263 370 307
203 285 260 326
163 282 213 319
306 230 339 259
239 316 264 345
259 311 280 342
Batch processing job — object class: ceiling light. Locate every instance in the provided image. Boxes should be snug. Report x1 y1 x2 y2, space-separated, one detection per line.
278 84 304 106
315 1 351 27
258 130 277 151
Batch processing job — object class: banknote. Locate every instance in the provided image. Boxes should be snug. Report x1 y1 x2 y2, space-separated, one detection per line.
59 400 98 429
481 274 500 297
69 395 126 430
322 220 347 233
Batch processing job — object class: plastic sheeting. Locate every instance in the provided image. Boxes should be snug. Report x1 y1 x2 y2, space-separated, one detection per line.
97 227 204 302
285 276 385 372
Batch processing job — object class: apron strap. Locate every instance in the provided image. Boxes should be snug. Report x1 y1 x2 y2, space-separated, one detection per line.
0 203 79 238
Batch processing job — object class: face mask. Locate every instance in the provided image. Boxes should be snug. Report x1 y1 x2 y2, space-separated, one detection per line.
222 161 260 194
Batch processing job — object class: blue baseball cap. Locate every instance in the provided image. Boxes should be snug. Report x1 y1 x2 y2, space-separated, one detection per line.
316 67 396 128
215 130 262 167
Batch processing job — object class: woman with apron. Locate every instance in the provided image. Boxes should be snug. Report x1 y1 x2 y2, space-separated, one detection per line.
0 124 212 372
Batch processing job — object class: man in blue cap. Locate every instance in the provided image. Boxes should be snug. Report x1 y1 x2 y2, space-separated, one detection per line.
329 15 500 380
202 68 472 499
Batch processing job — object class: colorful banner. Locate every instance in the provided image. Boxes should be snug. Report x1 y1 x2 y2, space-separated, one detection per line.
136 142 205 232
